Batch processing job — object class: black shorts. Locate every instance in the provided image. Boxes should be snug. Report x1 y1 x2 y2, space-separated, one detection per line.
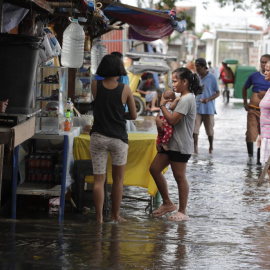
159 148 191 163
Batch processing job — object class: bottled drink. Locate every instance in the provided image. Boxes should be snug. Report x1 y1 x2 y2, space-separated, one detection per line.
61 18 85 68
54 164 60 184
90 38 107 75
28 155 35 170
35 154 41 169
65 98 73 118
84 30 90 51
46 155 53 170
28 169 35 182
64 117 71 131
40 155 47 169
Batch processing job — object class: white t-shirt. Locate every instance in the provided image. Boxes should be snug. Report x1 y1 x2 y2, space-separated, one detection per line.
168 93 196 154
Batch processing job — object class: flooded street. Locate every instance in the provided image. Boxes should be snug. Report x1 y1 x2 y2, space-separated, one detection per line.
1 96 270 269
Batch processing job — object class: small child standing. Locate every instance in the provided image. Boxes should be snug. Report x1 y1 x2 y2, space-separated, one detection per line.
156 90 180 151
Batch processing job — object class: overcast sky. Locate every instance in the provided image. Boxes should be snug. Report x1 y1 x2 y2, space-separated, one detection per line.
180 0 267 32
121 0 268 32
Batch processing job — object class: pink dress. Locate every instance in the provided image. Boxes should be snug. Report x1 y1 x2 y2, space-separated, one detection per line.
259 88 270 162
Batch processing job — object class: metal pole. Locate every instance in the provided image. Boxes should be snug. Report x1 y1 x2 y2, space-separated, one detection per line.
0 144 4 207
0 0 3 33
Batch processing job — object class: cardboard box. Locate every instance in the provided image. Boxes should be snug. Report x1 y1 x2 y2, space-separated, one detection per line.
0 116 35 148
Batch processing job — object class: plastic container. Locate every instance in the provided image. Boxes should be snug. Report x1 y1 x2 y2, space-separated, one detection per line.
0 33 42 114
64 98 73 118
90 38 107 75
64 117 71 131
61 18 85 68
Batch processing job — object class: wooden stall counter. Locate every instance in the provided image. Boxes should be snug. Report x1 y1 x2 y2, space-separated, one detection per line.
0 117 36 207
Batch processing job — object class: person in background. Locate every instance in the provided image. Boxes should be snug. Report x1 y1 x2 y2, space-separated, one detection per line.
0 100 8 113
111 51 136 131
136 73 160 111
258 60 270 178
258 61 270 212
156 90 180 152
150 67 203 222
219 61 234 86
218 61 234 94
194 58 220 154
242 54 270 165
111 51 129 85
90 54 137 223
208 61 216 77
186 60 196 73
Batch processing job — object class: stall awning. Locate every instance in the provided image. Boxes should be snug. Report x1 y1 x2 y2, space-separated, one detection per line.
80 0 186 41
103 2 184 41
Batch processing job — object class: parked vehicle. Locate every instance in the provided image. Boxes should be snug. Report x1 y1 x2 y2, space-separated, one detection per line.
220 58 256 103
220 58 238 103
126 52 177 115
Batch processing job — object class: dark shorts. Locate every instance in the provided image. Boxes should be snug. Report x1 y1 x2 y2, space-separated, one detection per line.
159 148 191 163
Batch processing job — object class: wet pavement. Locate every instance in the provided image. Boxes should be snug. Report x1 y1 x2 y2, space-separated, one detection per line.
1 96 270 269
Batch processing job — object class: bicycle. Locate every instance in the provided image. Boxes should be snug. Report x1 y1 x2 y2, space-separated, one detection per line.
222 83 230 103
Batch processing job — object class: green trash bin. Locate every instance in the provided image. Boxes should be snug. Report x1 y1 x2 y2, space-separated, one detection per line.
234 66 257 99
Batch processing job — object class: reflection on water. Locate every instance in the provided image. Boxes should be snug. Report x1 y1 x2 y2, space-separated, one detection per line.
2 97 270 269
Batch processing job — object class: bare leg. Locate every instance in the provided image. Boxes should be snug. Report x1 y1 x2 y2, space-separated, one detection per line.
268 169 270 185
259 168 270 211
93 174 106 223
193 133 198 154
150 92 160 111
111 164 126 222
208 135 213 154
149 153 172 205
257 148 261 165
170 161 189 214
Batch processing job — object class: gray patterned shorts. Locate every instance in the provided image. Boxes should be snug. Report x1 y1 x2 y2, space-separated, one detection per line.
90 132 129 174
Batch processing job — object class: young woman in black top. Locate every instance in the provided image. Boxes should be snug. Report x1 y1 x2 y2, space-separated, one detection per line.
90 54 137 223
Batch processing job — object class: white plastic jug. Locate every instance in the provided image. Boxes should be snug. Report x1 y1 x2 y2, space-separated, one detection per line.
61 18 85 68
90 38 107 75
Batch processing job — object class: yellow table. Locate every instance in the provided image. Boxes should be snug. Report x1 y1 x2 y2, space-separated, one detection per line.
73 132 159 196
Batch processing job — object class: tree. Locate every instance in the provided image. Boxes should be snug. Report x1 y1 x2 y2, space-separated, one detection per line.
155 0 195 30
215 0 270 20
135 0 195 30
143 0 270 30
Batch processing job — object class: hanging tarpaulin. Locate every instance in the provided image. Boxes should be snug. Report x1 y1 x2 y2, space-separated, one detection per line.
103 3 186 41
2 3 29 33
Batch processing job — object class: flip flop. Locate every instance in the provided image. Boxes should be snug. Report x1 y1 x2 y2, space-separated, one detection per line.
167 212 189 221
152 204 177 218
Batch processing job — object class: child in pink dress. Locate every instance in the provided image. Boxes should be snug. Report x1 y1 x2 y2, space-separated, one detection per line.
156 90 180 151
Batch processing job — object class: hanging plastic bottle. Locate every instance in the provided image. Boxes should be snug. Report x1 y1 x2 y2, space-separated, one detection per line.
61 18 85 68
64 98 73 118
84 30 91 51
90 37 108 75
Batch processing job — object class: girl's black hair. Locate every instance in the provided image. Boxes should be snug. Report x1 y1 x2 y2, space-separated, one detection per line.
96 54 127 77
172 67 203 96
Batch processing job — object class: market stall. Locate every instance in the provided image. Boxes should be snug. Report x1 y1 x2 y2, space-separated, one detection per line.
0 0 186 219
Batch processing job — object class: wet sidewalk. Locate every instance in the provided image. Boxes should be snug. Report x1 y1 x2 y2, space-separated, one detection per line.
1 96 270 270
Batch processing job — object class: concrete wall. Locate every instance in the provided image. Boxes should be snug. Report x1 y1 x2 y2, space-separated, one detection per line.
204 29 262 69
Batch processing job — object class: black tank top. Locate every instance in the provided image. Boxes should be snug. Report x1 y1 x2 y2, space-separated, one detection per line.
90 80 128 143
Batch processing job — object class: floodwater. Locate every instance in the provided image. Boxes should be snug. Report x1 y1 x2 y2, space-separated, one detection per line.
1 97 270 270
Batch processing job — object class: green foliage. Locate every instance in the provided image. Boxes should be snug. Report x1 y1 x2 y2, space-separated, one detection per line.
155 1 195 30
215 0 270 20
255 0 270 19
177 11 195 30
